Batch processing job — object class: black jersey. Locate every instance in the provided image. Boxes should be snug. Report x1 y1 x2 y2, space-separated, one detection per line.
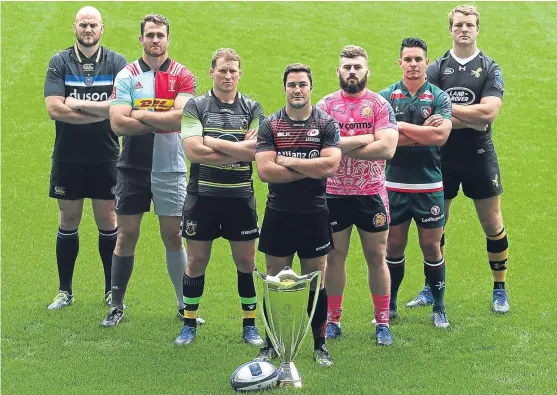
181 90 265 197
427 50 504 153
256 107 340 214
44 45 127 163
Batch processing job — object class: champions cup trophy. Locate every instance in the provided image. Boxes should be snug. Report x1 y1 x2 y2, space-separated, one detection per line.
253 267 322 388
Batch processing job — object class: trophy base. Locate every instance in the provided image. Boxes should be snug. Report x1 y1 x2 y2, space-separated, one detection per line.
277 362 303 388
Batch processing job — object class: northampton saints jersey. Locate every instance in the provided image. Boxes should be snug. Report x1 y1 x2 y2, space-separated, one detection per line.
181 90 265 198
427 50 504 153
44 44 127 163
380 80 452 193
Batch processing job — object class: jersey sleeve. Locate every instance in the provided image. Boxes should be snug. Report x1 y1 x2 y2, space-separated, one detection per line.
44 54 66 97
177 69 196 97
374 100 398 132
426 61 441 88
322 117 341 149
433 90 452 120
111 69 133 106
315 97 329 114
481 62 504 100
180 98 203 139
115 54 128 74
249 101 265 130
379 88 391 102
256 118 276 153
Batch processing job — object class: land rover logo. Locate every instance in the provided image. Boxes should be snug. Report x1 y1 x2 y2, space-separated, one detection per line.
446 87 475 106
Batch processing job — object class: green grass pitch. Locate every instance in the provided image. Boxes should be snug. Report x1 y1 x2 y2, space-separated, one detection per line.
2 2 557 394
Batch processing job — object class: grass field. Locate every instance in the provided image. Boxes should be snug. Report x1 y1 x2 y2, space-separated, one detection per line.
2 2 557 394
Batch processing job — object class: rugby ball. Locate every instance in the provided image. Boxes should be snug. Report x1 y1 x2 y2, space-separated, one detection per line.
230 361 278 392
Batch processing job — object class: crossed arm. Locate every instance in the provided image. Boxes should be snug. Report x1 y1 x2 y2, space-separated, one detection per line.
341 128 398 160
452 96 502 131
397 116 452 146
45 96 105 124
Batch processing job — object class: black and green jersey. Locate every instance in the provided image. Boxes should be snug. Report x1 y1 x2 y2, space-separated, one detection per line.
181 90 265 198
380 80 451 193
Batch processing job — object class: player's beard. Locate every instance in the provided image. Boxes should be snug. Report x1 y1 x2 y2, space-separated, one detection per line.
339 74 367 94
144 46 167 58
289 96 309 109
76 35 100 48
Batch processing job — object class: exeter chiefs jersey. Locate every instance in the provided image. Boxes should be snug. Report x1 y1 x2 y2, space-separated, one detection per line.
427 50 504 153
380 80 452 193
44 45 127 163
112 57 196 172
316 89 397 196
256 107 341 214
181 90 265 198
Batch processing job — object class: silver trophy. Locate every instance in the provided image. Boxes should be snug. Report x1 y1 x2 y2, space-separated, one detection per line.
253 267 322 388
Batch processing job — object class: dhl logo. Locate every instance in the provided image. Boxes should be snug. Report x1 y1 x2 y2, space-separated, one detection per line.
134 98 175 110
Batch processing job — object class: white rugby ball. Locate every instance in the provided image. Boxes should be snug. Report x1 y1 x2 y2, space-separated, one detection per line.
230 360 278 392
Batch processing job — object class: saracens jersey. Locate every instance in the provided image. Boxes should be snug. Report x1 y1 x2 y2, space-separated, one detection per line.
427 49 504 154
256 107 341 214
44 45 127 163
380 80 452 193
112 57 196 172
181 90 265 198
316 89 397 196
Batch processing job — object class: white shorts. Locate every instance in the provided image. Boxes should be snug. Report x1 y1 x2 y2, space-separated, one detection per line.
151 172 187 217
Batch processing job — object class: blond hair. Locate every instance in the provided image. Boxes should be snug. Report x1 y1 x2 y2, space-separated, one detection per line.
211 48 241 69
449 5 480 29
340 45 368 60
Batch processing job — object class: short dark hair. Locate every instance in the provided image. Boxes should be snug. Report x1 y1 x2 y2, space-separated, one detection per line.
400 37 428 56
211 48 241 69
140 14 169 36
283 63 313 88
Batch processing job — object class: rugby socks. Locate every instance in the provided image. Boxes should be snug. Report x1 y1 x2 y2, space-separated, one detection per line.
308 288 327 350
237 270 257 327
386 256 405 310
110 254 134 308
98 228 117 294
372 293 391 326
56 228 79 294
424 257 446 312
183 274 205 327
166 249 187 309
326 295 343 325
487 228 508 287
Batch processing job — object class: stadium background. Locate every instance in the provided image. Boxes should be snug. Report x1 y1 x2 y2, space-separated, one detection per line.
2 2 556 394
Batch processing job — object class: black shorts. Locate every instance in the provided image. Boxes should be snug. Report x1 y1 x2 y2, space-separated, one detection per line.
442 144 503 200
49 161 117 200
327 194 389 233
114 167 152 215
182 195 259 241
258 208 333 259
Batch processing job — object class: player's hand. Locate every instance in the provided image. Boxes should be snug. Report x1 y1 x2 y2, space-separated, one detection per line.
244 129 257 141
203 135 216 147
65 96 82 111
424 115 444 127
275 154 290 168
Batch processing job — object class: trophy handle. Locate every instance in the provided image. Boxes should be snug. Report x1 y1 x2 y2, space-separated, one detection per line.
253 272 275 348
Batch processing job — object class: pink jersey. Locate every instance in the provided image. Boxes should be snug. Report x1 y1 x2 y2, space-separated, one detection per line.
316 89 398 196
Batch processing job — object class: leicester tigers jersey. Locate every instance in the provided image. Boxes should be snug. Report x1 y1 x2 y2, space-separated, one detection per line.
427 50 504 153
181 90 265 198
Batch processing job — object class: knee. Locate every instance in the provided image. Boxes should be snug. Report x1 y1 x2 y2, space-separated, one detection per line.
420 241 442 261
160 229 183 251
365 244 387 267
386 236 406 258
482 217 504 237
59 210 82 230
186 251 210 273
327 247 348 266
235 257 255 273
115 227 140 255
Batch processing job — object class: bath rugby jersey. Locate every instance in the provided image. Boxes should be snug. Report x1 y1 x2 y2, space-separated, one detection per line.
112 57 196 172
44 44 127 163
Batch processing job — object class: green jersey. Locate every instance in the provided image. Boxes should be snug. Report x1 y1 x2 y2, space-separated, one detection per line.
380 80 451 193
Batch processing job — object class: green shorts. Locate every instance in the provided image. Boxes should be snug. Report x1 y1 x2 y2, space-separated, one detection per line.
388 190 445 229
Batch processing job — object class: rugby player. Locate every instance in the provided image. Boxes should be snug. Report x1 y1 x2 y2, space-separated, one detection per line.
380 37 452 328
174 48 265 346
101 14 196 327
44 6 127 310
255 63 342 366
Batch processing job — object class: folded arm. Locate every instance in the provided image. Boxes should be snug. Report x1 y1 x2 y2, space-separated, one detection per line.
64 96 112 119
109 104 155 136
204 132 256 162
182 136 238 165
345 128 398 160
45 96 104 124
397 117 451 146
255 150 306 184
275 147 341 179
452 96 503 124
131 94 193 131
339 134 376 154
